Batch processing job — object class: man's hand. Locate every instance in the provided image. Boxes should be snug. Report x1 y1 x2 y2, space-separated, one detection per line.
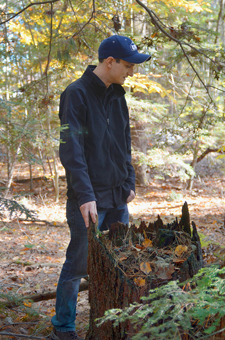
126 190 135 203
80 201 97 228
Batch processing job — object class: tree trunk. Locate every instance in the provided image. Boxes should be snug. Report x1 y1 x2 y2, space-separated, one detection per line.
86 203 203 340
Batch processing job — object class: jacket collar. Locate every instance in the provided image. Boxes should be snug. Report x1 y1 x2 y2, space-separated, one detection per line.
81 65 126 98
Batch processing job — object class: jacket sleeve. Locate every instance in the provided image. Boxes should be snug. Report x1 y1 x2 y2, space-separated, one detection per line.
59 88 96 206
124 105 136 193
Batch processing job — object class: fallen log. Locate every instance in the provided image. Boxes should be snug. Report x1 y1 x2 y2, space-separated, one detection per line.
1 278 88 308
86 202 204 340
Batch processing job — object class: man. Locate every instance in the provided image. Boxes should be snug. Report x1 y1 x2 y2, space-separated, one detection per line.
51 35 151 340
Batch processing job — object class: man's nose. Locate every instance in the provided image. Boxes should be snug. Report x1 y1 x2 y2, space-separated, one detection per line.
128 67 134 77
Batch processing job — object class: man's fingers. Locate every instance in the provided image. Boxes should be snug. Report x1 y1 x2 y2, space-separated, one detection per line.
80 201 97 228
126 190 135 203
90 211 97 224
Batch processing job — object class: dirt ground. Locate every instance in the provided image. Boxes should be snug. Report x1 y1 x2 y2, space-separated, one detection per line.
0 158 224 339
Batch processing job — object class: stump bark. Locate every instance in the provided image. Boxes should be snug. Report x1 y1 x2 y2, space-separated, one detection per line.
86 202 204 340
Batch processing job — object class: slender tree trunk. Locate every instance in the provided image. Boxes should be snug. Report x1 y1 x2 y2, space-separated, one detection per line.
52 153 59 202
215 0 224 44
29 163 33 191
4 0 11 181
46 106 59 202
186 149 198 190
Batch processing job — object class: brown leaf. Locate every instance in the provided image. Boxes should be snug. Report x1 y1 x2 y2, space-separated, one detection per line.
134 244 144 251
140 262 152 275
155 260 175 280
118 253 128 261
173 258 186 264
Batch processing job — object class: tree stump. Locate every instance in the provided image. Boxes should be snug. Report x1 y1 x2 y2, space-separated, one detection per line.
86 202 203 340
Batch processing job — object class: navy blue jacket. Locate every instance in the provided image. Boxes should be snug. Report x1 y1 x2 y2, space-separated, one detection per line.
59 65 135 209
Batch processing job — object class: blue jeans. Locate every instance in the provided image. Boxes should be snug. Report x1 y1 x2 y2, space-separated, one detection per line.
51 199 129 332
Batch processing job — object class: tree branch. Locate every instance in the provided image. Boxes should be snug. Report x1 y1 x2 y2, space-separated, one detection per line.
179 75 196 116
72 0 95 38
2 278 88 308
43 2 53 78
0 0 60 25
135 0 217 102
0 333 43 339
197 147 223 163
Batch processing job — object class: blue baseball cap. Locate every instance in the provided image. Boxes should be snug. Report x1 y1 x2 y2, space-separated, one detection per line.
98 35 151 64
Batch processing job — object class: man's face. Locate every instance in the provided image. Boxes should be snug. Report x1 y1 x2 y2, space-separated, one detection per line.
110 59 135 85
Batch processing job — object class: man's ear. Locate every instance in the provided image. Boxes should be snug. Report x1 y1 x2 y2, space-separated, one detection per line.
105 57 114 69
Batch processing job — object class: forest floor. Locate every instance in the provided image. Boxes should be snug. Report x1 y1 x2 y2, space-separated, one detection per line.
0 157 225 339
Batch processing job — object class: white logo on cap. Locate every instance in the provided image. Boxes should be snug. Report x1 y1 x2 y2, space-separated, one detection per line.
130 42 137 51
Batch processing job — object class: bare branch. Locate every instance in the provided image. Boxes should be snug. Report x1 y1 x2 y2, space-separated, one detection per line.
179 44 214 103
136 0 217 65
0 333 43 339
135 0 218 102
43 2 53 80
197 147 223 163
206 85 225 93
179 75 197 116
0 0 60 25
72 0 95 38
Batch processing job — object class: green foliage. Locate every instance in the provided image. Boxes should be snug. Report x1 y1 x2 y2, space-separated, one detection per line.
167 190 183 201
97 266 225 340
0 196 36 220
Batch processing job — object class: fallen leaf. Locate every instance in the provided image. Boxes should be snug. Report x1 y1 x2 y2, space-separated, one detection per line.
154 258 175 280
118 253 128 261
142 239 153 248
134 244 144 251
134 277 146 287
174 245 188 257
140 262 152 275
23 300 32 308
173 258 186 264
163 250 173 255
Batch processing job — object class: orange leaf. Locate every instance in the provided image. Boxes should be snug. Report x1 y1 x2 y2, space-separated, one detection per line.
140 262 152 275
134 277 146 287
174 245 188 257
23 300 32 307
173 258 186 264
151 32 157 38
142 239 153 248
134 244 144 251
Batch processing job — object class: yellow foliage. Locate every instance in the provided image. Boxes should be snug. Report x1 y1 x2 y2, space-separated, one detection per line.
125 73 176 102
151 0 211 13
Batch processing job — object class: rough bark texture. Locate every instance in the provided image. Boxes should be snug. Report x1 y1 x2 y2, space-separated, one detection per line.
86 223 143 340
86 203 204 340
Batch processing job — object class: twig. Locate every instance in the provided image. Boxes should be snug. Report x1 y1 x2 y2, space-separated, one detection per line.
179 44 213 103
179 75 197 116
12 218 62 226
72 0 95 38
0 0 60 25
197 326 225 339
206 84 225 93
0 332 44 339
151 203 196 210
